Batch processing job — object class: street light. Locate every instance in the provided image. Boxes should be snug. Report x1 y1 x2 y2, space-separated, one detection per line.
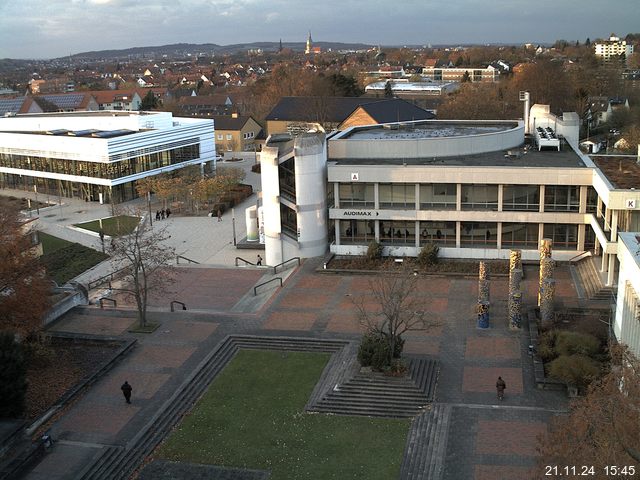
147 190 153 226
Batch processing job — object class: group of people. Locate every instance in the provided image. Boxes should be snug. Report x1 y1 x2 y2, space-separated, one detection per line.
155 208 171 221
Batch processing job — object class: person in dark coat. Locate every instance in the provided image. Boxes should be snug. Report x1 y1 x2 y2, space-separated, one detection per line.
165 208 171 218
121 381 133 404
256 254 263 266
496 376 506 400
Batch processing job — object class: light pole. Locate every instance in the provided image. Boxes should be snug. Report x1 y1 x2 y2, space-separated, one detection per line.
147 191 153 226
232 207 237 246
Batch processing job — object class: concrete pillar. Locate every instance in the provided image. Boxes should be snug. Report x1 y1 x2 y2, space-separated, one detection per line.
594 236 600 255
477 300 490 329
611 210 618 241
415 220 420 248
579 185 588 214
374 183 379 209
456 183 462 211
607 253 616 286
539 185 545 213
333 182 340 208
374 219 380 243
496 223 502 250
334 219 341 246
540 278 556 327
415 184 420 210
538 223 545 243
497 184 504 212
597 196 603 218
601 252 608 273
509 291 522 330
478 261 490 303
577 224 586 251
245 205 258 242
456 221 461 248
605 206 611 231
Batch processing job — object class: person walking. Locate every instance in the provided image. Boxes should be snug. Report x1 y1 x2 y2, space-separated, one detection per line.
496 376 506 400
256 254 263 266
160 209 165 220
121 381 133 404
165 208 171 218
217 208 222 222
155 210 160 221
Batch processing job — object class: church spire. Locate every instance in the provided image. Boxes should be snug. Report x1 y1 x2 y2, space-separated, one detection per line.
305 31 312 55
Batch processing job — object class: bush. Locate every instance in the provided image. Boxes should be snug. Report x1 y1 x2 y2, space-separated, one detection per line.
0 332 27 418
554 331 601 357
537 330 559 362
366 241 383 261
417 243 439 267
547 354 602 389
358 330 404 371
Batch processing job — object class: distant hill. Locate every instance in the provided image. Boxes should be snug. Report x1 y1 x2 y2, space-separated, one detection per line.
61 41 375 61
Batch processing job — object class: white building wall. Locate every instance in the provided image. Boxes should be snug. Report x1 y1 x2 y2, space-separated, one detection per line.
259 145 283 266
615 233 640 357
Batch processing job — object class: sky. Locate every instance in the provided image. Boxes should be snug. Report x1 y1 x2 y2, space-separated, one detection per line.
0 0 638 59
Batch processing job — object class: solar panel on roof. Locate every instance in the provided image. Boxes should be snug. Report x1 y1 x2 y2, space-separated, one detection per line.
42 94 85 109
91 129 134 138
0 99 25 116
68 129 99 137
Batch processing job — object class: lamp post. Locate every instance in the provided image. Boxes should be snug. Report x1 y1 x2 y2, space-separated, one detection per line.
232 207 237 246
147 191 153 226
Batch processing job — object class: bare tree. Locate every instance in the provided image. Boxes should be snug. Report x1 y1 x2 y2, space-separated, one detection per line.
354 268 440 366
537 344 640 472
109 211 175 327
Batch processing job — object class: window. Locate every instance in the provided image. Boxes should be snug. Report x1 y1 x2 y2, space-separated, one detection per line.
461 185 498 210
419 221 456 246
503 185 539 211
217 134 223 140
340 220 375 244
544 186 579 212
280 204 297 239
420 184 456 210
338 183 374 208
226 134 233 140
461 222 497 248
379 183 415 209
501 223 538 248
543 224 578 249
586 187 598 213
379 221 415 245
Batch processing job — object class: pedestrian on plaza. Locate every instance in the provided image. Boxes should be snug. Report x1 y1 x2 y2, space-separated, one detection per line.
161 209 166 220
165 208 171 218
121 381 133 404
155 210 160 221
217 208 222 222
496 376 506 400
257 254 263 266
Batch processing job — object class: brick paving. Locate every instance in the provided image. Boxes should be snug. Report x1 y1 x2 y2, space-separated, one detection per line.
26 258 581 479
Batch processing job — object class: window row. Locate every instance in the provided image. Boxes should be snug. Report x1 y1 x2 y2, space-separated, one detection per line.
338 220 586 249
0 145 201 180
335 183 594 213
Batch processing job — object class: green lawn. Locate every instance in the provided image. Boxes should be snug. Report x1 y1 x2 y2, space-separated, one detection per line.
39 232 109 284
74 215 140 237
159 350 410 480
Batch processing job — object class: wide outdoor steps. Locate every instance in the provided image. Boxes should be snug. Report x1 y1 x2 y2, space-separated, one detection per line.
77 336 349 480
310 358 439 418
399 403 452 480
573 256 615 302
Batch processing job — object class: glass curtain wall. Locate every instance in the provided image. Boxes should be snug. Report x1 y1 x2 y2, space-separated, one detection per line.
379 220 415 245
338 183 374 208
501 223 538 248
461 185 498 210
419 221 456 246
419 184 456 210
544 186 580 212
543 224 578 249
379 184 415 209
503 185 540 211
461 222 497 247
340 219 375 244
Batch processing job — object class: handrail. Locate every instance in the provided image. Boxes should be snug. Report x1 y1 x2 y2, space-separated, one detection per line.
170 300 187 312
254 277 282 296
272 257 301 274
176 255 199 265
569 250 592 263
235 256 255 266
88 266 130 290
99 297 117 309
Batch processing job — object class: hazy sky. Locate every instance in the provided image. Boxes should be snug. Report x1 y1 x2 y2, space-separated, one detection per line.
0 0 638 59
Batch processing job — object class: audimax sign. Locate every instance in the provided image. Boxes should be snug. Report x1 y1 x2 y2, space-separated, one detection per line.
343 210 379 217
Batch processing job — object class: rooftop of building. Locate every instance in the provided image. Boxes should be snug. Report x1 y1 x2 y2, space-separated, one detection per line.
592 156 640 190
338 120 518 140
329 139 587 169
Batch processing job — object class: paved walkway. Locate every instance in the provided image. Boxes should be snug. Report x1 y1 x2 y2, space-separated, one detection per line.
21 258 579 480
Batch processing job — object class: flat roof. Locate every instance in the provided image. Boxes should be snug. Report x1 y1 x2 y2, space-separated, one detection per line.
591 156 640 190
340 121 519 140
329 142 587 169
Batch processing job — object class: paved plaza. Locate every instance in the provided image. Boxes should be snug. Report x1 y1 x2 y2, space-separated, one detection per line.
2 176 578 479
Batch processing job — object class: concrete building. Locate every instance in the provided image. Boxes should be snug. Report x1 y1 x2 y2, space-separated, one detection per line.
0 111 215 203
614 232 640 358
421 65 499 82
594 34 634 63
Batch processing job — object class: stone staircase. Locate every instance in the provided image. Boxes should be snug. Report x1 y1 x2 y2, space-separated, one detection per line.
308 358 439 418
76 335 348 480
399 403 452 480
573 256 616 302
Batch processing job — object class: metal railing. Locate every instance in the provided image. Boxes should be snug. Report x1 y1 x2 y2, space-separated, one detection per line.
235 256 255 266
272 257 301 274
170 300 187 312
87 266 130 291
99 297 117 309
254 277 283 296
569 250 592 263
176 255 199 265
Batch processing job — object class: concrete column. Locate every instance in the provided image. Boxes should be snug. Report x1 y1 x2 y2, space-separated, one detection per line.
611 210 618 241
594 236 600 255
607 253 616 286
496 223 502 250
538 223 545 243
605 206 611 231
415 184 420 210
539 185 545 213
333 182 340 208
374 219 380 242
374 183 379 209
601 252 608 273
415 220 420 248
456 221 461 248
577 224 586 251
456 183 462 211
579 185 588 214
497 184 504 212
335 219 341 246
597 196 603 218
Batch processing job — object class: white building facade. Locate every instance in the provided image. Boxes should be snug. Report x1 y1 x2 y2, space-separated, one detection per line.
594 35 634 63
0 111 215 203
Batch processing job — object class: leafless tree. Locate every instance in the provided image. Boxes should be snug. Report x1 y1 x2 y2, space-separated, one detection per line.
108 210 175 327
354 268 441 365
